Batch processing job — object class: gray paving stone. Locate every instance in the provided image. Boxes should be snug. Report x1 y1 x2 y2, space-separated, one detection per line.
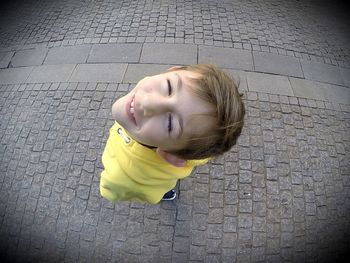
123 64 172 83
0 67 33 84
44 45 91 64
88 44 141 63
253 51 303 78
300 60 344 86
70 63 127 83
140 43 197 65
339 67 350 88
11 48 48 67
199 46 253 71
246 72 293 96
0 51 14 68
290 78 350 105
319 84 350 105
27 64 75 83
289 78 326 101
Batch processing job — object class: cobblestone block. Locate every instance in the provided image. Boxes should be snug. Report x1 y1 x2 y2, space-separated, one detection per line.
190 245 205 261
206 238 222 254
209 179 224 196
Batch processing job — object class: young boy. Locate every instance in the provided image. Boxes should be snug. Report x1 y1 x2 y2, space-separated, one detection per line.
100 64 245 204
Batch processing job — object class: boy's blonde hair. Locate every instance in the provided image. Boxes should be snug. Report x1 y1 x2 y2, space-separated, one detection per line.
169 64 245 160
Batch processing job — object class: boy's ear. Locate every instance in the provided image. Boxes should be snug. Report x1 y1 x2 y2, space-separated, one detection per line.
156 148 186 167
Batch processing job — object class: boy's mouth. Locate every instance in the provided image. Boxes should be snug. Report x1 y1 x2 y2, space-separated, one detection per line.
127 95 137 126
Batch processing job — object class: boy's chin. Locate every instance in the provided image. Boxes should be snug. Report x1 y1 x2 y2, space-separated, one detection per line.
138 140 157 149
128 134 157 149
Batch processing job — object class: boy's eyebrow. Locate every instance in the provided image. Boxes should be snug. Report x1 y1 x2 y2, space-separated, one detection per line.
174 72 183 139
176 118 183 139
175 72 182 91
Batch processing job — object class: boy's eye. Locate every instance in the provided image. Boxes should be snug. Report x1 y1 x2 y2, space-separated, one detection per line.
167 79 172 96
168 113 173 133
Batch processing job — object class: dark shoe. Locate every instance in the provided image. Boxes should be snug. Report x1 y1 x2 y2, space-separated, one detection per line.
162 190 176 201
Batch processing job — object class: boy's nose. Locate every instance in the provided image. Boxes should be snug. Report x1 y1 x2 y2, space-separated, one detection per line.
141 95 170 116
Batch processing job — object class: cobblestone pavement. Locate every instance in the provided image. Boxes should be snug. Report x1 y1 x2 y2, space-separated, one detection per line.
0 82 349 262
0 0 350 263
0 0 349 67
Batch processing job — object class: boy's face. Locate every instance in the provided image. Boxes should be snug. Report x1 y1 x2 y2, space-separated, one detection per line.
112 69 214 151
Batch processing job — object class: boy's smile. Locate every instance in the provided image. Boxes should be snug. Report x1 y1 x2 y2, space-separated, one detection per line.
112 69 215 152
126 95 137 126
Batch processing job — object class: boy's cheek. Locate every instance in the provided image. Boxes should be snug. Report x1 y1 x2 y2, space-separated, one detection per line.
111 97 128 122
136 76 159 92
111 100 120 119
134 128 163 147
136 77 149 87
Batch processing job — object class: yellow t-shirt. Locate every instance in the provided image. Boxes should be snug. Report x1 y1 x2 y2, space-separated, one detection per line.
100 122 209 204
